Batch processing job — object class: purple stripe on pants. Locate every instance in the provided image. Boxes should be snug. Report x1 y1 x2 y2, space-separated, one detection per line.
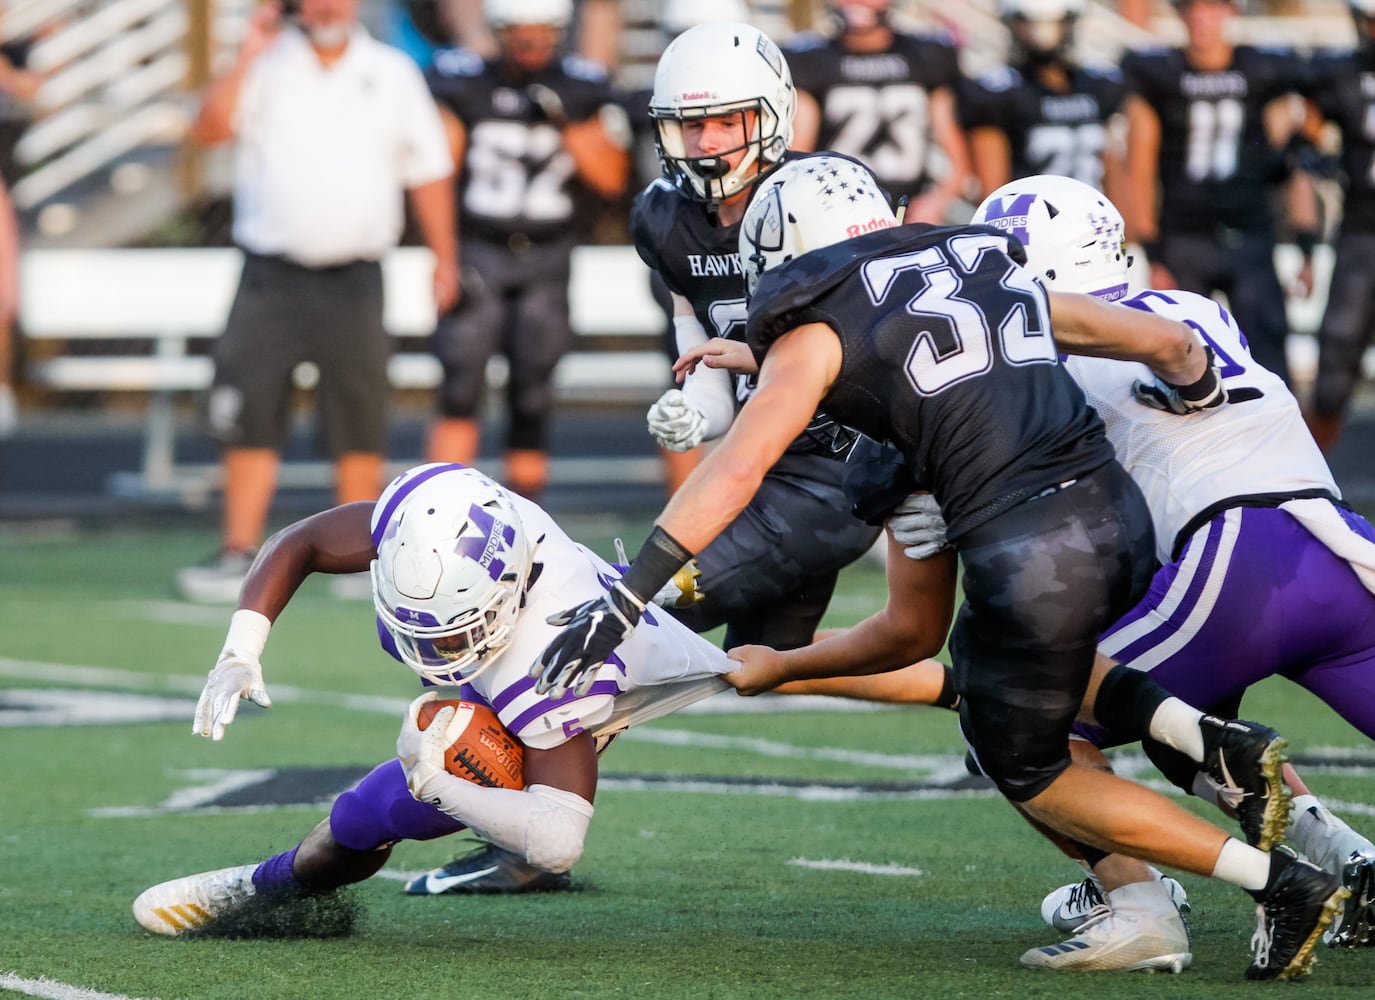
1085 504 1375 745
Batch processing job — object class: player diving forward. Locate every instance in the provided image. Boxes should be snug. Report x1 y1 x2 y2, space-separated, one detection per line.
955 174 1375 967
133 462 743 934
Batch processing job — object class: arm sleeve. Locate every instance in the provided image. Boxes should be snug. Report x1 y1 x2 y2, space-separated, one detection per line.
421 780 595 873
674 313 737 440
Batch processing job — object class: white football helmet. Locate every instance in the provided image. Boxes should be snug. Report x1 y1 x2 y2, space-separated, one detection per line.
1001 0 1083 59
971 174 1130 301
650 21 795 205
739 155 896 297
370 464 534 684
484 0 572 29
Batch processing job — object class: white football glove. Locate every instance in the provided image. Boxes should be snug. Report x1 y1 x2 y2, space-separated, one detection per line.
647 388 708 453
887 492 950 560
192 649 272 741
396 691 453 805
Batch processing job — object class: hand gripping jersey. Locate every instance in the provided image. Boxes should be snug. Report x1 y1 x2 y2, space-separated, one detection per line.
958 64 1126 189
745 223 1115 541
1122 45 1312 235
631 169 860 459
1064 289 1340 564
376 475 731 751
1310 48 1375 234
426 47 618 244
785 29 961 200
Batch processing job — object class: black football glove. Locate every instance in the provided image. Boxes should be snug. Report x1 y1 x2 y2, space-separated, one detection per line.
1132 345 1227 415
532 581 644 697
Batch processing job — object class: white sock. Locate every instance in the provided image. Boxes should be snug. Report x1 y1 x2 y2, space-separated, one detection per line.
1211 837 1271 893
1147 697 1206 762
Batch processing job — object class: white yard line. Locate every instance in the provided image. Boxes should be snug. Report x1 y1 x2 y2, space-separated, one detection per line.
0 973 157 1000
788 858 924 877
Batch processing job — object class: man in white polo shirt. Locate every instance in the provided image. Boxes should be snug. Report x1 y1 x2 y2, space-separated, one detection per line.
176 0 458 602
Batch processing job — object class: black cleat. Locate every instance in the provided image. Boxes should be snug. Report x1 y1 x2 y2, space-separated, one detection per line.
1246 847 1349 980
1199 715 1291 850
1328 848 1375 948
404 842 572 896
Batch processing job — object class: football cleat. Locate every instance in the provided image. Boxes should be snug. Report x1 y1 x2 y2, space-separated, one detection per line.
133 864 257 936
1246 846 1349 980
404 842 572 896
1326 848 1375 948
1042 874 1190 933
1022 882 1192 973
1198 715 1291 850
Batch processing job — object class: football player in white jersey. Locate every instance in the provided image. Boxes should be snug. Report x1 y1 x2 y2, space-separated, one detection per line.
132 462 737 935
960 174 1375 968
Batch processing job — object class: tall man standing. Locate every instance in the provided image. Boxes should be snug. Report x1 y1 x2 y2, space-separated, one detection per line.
176 0 458 603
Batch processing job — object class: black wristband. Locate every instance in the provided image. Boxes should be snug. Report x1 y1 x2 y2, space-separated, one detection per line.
1294 229 1318 258
618 526 694 606
1167 345 1220 402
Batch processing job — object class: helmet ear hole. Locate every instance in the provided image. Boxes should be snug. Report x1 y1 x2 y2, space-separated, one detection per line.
1045 268 1057 281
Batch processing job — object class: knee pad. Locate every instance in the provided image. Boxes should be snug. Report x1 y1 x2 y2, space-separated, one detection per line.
959 699 1072 803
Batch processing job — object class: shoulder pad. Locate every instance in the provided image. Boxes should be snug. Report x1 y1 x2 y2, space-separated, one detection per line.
784 31 829 53
975 67 1021 92
561 54 610 83
431 47 485 78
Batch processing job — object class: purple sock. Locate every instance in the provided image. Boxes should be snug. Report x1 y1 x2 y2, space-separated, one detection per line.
251 845 303 896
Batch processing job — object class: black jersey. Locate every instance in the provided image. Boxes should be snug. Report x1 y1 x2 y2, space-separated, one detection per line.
745 224 1115 540
1311 49 1375 233
785 30 962 199
630 172 857 459
426 47 617 244
959 64 1126 190
1123 46 1311 235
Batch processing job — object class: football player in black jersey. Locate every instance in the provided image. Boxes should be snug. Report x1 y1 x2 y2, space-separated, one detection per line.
633 21 886 657
1120 0 1316 386
960 0 1126 199
1304 0 1375 452
423 0 629 501
785 0 970 223
534 155 1348 980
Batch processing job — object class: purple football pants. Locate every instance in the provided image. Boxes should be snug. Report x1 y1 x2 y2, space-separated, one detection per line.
1089 503 1375 745
328 759 465 851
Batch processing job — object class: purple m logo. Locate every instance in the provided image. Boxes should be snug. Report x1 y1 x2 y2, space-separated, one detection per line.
978 192 1038 248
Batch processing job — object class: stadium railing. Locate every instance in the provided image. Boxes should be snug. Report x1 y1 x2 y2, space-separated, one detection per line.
19 243 671 498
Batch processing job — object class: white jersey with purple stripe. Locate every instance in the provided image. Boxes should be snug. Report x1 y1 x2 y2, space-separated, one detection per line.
1064 289 1339 564
372 468 731 751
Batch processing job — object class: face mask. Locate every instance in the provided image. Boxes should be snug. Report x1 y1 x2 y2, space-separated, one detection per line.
308 22 351 48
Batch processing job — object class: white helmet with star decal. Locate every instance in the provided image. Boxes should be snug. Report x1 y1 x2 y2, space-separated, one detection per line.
739 154 896 297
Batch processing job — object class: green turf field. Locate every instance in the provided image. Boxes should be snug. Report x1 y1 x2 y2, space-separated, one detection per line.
2 520 1374 999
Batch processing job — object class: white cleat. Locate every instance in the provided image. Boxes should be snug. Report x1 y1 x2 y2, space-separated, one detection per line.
133 864 257 936
1042 873 1190 933
1022 882 1192 973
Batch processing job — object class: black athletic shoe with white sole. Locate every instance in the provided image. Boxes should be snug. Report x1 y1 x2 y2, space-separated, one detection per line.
404 842 572 896
1246 847 1349 980
1199 715 1291 850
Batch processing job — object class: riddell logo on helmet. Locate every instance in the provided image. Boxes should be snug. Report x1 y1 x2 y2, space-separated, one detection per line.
680 90 714 101
846 217 897 237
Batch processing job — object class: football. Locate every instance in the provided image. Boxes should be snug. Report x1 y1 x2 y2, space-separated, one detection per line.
416 699 525 789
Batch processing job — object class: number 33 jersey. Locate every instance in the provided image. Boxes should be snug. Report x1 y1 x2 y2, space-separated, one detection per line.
426 47 619 244
745 224 1115 543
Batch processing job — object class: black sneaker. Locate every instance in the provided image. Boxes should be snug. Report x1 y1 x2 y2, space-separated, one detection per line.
404 842 572 895
1199 716 1291 850
1246 847 1349 980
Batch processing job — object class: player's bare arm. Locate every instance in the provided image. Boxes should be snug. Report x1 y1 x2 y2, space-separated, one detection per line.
1047 290 1206 386
658 323 839 552
727 537 957 696
672 336 759 380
